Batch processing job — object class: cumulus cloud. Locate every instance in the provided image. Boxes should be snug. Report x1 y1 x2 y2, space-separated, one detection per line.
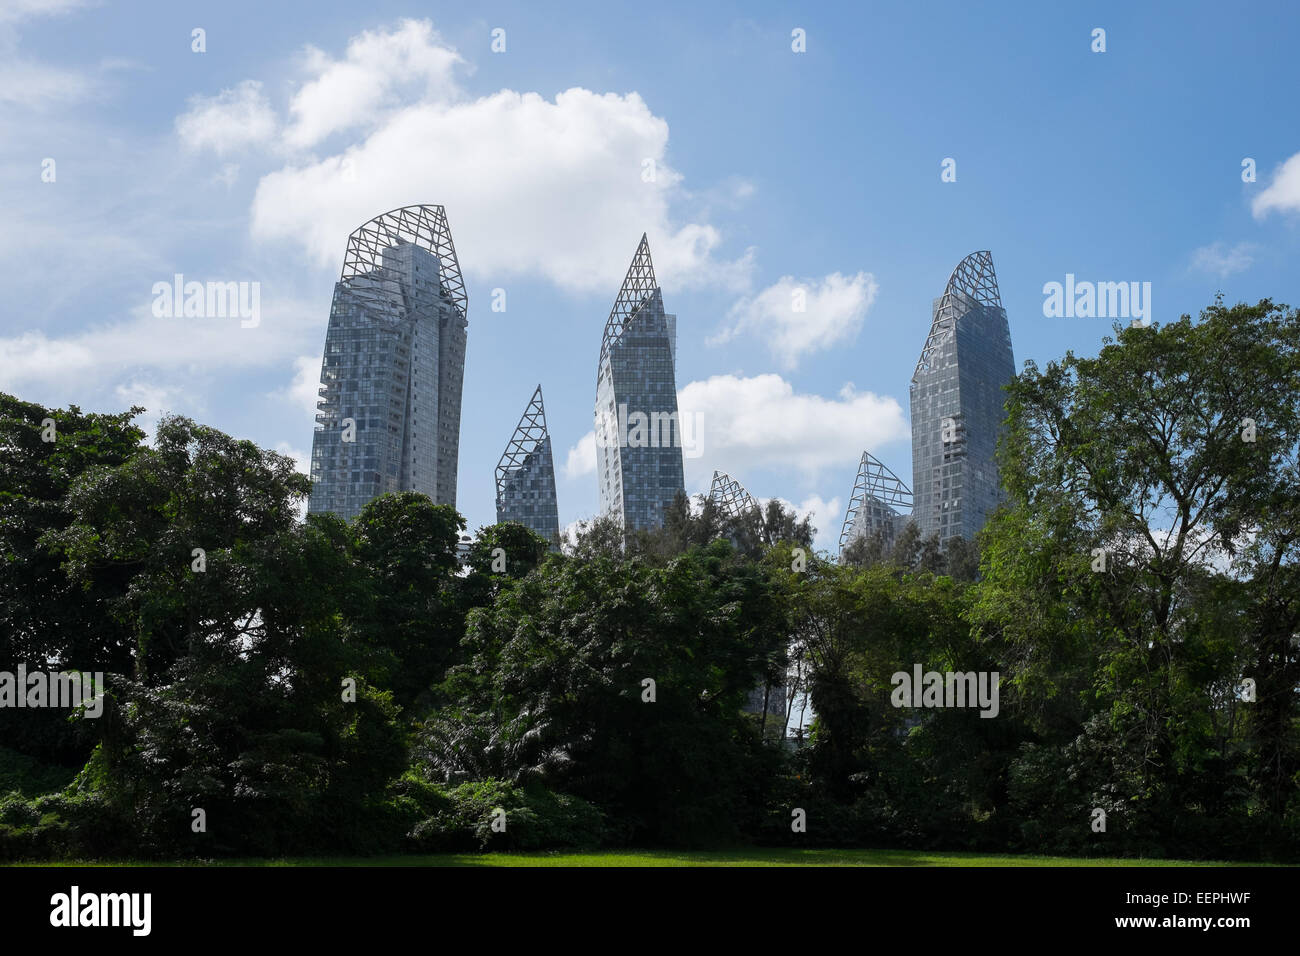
158 18 749 292
678 373 906 483
564 429 597 479
212 163 241 189
274 440 311 476
6 15 758 426
267 355 322 423
1252 152 1300 219
562 373 907 488
250 87 750 292
0 291 323 394
1189 241 1256 279
285 19 463 149
176 80 278 155
712 272 879 368
113 380 183 441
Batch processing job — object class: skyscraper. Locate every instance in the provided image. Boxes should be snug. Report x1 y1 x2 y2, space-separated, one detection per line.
838 451 913 557
594 234 685 532
308 205 468 522
909 251 1015 542
495 384 560 549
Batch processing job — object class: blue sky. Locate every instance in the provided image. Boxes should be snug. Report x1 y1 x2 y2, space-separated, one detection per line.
3 0 1299 553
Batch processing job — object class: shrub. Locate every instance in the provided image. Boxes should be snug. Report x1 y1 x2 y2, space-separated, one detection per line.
407 779 604 852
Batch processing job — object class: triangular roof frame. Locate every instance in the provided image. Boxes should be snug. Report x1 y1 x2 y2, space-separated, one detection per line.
912 250 1001 382
709 470 761 521
599 233 659 364
838 451 913 551
340 204 467 317
495 384 550 497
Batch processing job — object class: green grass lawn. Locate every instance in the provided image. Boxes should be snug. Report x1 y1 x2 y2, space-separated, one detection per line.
10 847 1273 867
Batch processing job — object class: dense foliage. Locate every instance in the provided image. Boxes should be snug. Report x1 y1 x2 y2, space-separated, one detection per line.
0 297 1295 860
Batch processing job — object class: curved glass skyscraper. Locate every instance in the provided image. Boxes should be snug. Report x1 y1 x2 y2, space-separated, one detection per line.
308 205 468 521
909 251 1015 542
594 234 685 532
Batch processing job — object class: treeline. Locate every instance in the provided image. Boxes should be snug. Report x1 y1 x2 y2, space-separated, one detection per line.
0 296 1297 861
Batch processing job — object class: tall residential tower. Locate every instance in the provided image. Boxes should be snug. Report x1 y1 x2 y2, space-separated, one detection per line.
495 384 561 549
308 205 468 521
909 251 1014 542
594 235 685 532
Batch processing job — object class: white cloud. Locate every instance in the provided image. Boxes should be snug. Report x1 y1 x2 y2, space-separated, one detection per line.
113 380 183 442
712 272 879 368
0 58 89 104
559 518 585 552
5 16 753 420
0 290 323 395
1189 241 1256 279
156 18 746 293
0 0 92 23
563 373 907 489
176 80 278 155
564 429 597 479
274 440 311 476
0 0 94 102
268 354 322 423
1251 152 1300 219
250 86 750 292
0 331 95 387
114 379 177 411
678 373 907 484
213 163 240 189
285 19 464 149
274 441 312 519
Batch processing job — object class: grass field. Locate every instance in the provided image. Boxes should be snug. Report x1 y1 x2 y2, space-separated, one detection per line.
9 848 1272 867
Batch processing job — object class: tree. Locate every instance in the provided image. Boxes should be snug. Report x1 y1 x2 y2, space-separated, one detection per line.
48 415 308 682
419 540 789 844
349 492 465 713
973 299 1300 854
841 519 980 582
0 394 146 766
45 415 407 855
0 395 146 672
584 493 816 563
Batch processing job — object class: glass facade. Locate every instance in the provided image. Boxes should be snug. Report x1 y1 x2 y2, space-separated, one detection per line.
496 384 561 549
308 206 467 522
909 251 1014 543
595 235 685 532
